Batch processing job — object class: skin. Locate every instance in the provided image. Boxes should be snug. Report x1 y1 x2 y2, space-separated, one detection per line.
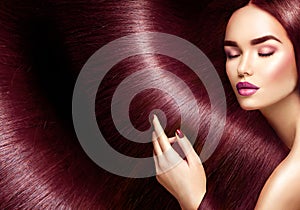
224 4 299 149
152 115 206 210
225 4 300 209
152 3 300 210
224 7 298 112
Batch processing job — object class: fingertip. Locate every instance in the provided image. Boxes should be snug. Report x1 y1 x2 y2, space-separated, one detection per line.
152 114 158 123
175 129 184 139
175 132 196 162
152 115 165 138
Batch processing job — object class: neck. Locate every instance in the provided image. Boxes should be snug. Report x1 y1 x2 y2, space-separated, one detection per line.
260 90 300 149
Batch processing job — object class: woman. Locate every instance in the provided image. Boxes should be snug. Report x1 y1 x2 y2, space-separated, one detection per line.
0 0 290 209
153 1 300 209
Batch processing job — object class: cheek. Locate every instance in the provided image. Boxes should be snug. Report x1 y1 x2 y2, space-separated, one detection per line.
225 63 236 82
263 53 296 85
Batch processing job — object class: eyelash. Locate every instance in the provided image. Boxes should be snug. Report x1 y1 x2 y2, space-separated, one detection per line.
226 52 274 59
258 52 274 57
226 54 239 59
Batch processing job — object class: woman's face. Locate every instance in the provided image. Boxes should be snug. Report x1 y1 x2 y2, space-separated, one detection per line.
224 4 298 110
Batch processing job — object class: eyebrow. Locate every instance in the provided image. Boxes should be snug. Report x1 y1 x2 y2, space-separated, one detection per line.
224 35 282 47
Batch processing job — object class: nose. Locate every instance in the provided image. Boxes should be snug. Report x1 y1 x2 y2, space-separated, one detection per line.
237 53 253 77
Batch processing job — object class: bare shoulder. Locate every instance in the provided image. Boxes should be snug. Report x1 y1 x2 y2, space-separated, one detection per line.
255 127 300 210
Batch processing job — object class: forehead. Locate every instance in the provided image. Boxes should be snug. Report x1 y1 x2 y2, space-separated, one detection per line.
225 4 288 42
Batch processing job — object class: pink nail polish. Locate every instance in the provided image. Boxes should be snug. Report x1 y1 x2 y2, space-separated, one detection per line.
176 129 184 138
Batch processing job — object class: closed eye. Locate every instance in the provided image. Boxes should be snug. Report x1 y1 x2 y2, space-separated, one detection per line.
226 54 240 59
258 52 274 57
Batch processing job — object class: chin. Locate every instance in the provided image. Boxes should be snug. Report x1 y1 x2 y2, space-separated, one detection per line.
237 99 260 111
239 105 257 111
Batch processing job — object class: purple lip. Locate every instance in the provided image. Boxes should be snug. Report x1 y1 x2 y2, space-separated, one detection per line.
236 82 259 89
236 82 260 96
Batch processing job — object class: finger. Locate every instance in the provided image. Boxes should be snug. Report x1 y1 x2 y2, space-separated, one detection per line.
156 148 182 175
152 114 171 152
175 129 199 164
152 131 162 156
153 151 159 174
169 137 177 144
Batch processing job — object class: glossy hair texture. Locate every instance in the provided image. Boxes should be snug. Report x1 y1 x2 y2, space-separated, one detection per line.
0 0 290 209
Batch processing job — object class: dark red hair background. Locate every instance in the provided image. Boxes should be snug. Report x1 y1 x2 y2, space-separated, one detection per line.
0 0 290 209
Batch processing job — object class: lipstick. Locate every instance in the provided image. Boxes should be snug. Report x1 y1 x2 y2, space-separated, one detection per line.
236 82 260 96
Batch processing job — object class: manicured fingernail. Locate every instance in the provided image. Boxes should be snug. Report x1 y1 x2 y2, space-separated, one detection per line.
175 129 184 138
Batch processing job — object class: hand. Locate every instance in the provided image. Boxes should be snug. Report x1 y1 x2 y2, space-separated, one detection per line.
152 115 206 210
